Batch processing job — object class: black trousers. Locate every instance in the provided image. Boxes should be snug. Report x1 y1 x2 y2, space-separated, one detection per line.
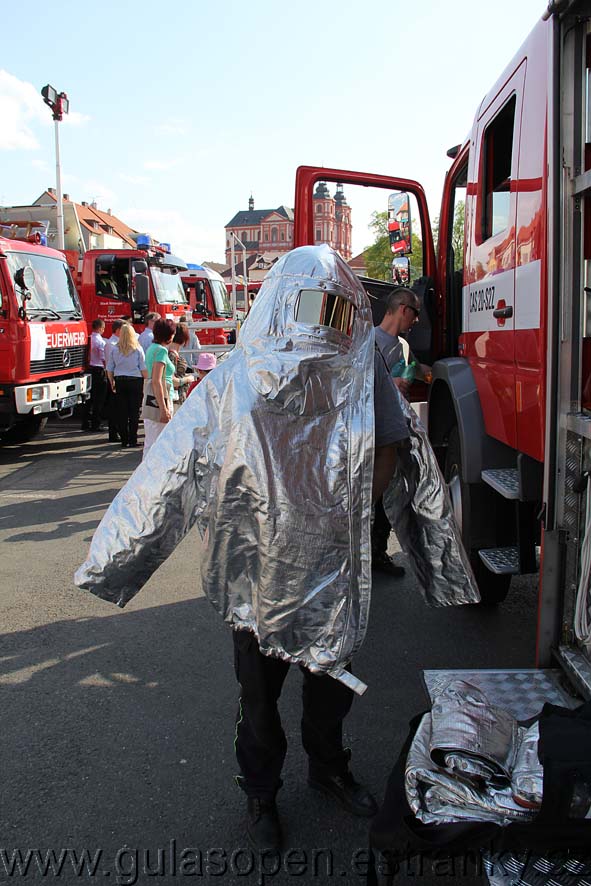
372 496 392 557
83 366 108 430
233 630 354 801
102 385 119 440
114 376 144 445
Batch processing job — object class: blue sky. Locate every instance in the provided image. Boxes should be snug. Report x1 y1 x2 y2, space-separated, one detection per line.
1 0 546 263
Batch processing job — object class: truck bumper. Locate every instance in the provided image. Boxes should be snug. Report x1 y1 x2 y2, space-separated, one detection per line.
13 374 91 417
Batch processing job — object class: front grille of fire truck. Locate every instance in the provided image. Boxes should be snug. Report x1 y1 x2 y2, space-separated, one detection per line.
30 346 86 374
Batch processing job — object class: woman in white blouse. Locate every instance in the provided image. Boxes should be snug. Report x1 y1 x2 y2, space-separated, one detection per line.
106 324 148 448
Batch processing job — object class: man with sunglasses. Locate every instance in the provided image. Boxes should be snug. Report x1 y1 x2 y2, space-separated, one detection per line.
373 287 429 577
375 288 423 393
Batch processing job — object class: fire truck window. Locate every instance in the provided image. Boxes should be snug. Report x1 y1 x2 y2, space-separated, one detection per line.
447 163 467 355
481 96 516 241
95 257 131 301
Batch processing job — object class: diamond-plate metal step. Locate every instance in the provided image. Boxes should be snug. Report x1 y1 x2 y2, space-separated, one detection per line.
481 468 520 499
423 669 579 719
558 645 591 701
478 545 519 574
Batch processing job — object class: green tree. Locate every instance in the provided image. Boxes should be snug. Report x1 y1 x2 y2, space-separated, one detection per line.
432 200 465 261
452 200 465 263
363 210 424 283
363 211 390 281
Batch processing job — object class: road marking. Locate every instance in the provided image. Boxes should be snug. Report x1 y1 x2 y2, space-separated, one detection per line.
0 492 57 499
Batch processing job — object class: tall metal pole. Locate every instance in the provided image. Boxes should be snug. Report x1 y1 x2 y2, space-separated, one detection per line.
242 244 247 312
54 119 64 250
230 235 236 318
41 85 69 251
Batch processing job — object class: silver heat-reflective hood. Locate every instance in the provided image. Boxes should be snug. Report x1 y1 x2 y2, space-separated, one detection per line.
76 246 375 688
75 245 479 689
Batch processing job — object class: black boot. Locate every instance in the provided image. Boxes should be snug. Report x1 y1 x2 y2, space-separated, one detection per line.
246 798 282 850
308 770 378 817
372 552 405 577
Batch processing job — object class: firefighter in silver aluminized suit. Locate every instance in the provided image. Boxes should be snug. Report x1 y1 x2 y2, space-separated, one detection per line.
75 244 477 850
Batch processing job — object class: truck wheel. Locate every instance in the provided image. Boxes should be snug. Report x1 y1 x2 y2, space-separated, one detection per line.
0 415 48 444
444 426 511 605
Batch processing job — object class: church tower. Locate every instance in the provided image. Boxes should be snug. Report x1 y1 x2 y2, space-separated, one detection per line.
313 181 334 248
333 183 352 260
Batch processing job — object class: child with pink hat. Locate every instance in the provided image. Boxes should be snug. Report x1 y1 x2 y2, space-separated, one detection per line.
187 353 217 396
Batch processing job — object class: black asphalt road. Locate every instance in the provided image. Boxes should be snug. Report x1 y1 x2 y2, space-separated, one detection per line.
0 417 539 885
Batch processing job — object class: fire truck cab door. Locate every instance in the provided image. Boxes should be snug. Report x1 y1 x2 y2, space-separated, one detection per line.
464 62 526 451
93 255 132 326
293 166 436 280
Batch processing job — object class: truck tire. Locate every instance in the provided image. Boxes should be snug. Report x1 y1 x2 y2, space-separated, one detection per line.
444 426 511 605
0 415 48 444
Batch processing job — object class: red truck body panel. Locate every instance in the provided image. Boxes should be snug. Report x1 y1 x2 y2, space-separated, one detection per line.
73 248 189 338
459 21 549 462
293 18 552 466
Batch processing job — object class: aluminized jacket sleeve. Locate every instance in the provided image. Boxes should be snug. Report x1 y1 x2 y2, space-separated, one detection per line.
74 395 207 607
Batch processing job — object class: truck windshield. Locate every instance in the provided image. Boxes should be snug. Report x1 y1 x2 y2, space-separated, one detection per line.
150 266 188 305
211 280 232 316
6 251 81 315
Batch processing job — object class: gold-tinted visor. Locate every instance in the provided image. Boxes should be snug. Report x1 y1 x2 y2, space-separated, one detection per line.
295 289 356 337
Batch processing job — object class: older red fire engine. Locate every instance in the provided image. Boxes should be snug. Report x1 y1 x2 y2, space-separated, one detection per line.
0 223 90 443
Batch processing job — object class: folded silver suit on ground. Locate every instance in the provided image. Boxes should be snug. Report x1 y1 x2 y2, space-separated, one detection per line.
75 245 478 683
405 681 542 826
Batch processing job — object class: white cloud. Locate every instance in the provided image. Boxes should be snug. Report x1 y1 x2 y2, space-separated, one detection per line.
81 180 118 204
0 70 46 150
143 159 177 171
62 110 91 127
157 121 186 136
31 157 49 170
123 207 224 263
119 173 150 186
0 71 90 151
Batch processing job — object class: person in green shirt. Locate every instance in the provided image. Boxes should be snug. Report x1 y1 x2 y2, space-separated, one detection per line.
143 319 176 458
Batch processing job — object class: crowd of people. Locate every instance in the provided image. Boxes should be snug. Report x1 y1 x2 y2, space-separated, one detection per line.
81 313 217 457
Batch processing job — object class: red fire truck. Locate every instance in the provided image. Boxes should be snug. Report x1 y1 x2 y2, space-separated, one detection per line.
0 224 90 443
294 1 591 692
181 264 233 346
65 236 189 337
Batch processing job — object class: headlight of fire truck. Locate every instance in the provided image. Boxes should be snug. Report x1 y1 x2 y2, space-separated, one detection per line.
26 386 47 403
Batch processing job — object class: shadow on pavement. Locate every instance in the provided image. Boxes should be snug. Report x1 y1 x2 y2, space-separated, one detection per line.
0 566 536 884
0 488 118 536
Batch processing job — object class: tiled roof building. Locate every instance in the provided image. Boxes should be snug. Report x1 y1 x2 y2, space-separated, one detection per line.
224 184 352 265
0 189 138 253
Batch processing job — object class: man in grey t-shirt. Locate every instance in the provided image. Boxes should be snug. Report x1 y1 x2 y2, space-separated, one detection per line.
374 288 423 393
373 287 424 576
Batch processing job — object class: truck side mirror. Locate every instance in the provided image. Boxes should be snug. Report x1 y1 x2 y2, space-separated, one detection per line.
14 267 36 292
392 256 411 285
133 273 149 307
387 192 413 257
193 301 211 317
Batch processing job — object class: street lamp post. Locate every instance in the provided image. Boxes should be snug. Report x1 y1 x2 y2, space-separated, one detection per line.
41 84 69 250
